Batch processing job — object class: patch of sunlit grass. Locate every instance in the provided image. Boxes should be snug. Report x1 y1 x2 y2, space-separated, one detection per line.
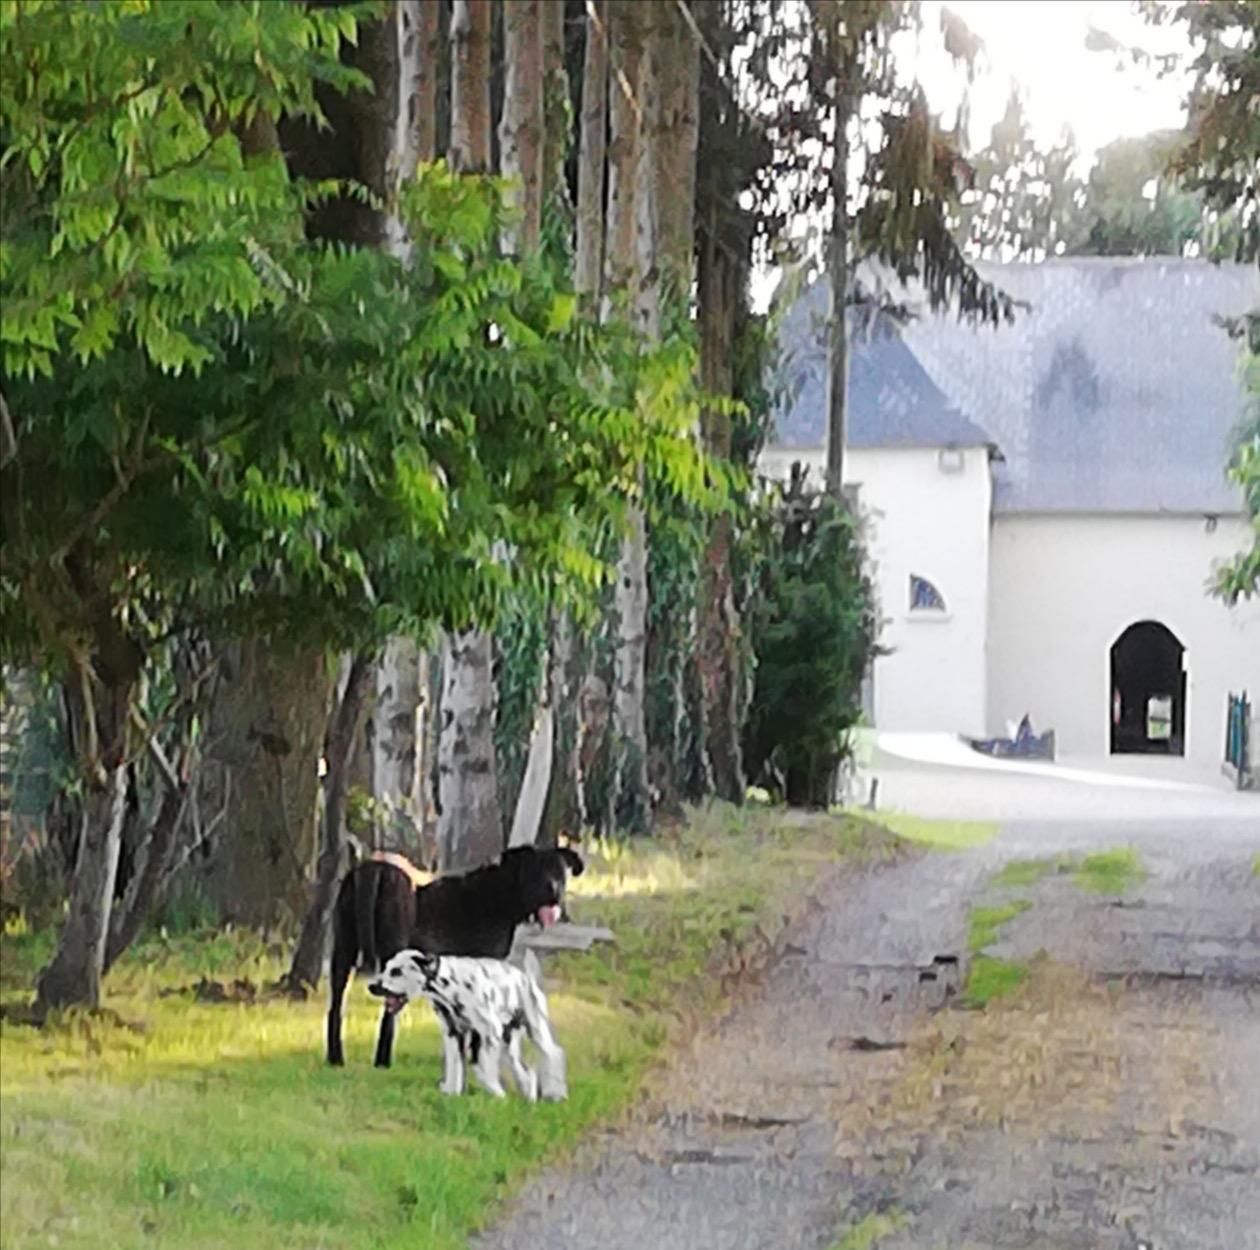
827 1210 906 1250
0 802 900 1250
1074 847 1145 895
991 857 1061 889
967 900 1032 952
864 810 999 850
963 954 1030 1007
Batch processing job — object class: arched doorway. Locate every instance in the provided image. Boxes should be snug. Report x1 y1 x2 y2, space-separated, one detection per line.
1109 621 1186 756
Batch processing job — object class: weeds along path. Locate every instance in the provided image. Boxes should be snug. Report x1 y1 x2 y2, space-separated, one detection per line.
473 817 1260 1250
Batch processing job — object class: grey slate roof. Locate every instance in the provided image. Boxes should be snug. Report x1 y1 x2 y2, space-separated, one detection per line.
772 281 994 450
771 258 1260 514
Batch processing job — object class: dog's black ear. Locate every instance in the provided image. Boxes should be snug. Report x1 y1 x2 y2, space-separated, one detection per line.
559 846 584 878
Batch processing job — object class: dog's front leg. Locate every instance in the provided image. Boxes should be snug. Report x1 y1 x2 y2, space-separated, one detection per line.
526 994 568 1101
472 1038 508 1098
505 1032 539 1102
373 1007 397 1069
439 1031 465 1096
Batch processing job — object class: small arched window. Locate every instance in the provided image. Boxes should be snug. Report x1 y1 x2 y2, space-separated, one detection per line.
909 574 946 612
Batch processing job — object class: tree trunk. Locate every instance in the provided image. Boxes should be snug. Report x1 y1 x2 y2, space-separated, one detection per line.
601 0 642 314
499 0 544 253
449 0 492 173
354 5 432 856
205 642 336 930
103 773 185 974
826 45 852 500
284 651 374 994
412 0 440 165
654 0 700 301
541 0 571 234
437 629 502 871
540 609 582 844
696 221 745 801
369 639 428 854
539 0 604 845
34 667 134 1014
642 0 700 813
603 0 652 833
437 0 541 867
507 702 553 848
574 0 608 306
280 3 435 866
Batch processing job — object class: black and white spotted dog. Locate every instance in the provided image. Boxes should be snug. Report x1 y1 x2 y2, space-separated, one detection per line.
368 950 566 1102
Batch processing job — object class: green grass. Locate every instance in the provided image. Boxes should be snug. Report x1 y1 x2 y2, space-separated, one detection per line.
991 857 1058 889
1074 847 1145 895
1251 853 1260 878
864 811 998 850
828 1210 906 1250
963 955 1030 1008
0 805 898 1250
966 900 1032 952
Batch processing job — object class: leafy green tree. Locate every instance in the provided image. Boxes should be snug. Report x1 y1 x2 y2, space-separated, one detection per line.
1215 331 1260 604
952 98 1230 261
1 0 363 1011
1139 0 1259 266
1145 2 1259 599
1 1 709 1011
743 466 878 807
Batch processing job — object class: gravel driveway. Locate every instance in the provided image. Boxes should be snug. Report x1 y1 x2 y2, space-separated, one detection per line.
472 771 1260 1250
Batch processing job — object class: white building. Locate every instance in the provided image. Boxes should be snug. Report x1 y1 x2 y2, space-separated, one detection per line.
764 259 1260 780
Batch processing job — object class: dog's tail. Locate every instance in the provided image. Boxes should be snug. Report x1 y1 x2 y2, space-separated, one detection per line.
353 864 382 973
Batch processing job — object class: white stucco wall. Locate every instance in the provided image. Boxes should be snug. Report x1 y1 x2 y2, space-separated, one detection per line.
987 513 1260 772
758 445 993 737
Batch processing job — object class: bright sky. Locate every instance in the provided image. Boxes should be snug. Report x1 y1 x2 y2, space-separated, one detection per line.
911 0 1189 171
750 0 1194 310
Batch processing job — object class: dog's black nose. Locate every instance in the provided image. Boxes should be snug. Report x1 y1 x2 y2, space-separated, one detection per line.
367 983 386 998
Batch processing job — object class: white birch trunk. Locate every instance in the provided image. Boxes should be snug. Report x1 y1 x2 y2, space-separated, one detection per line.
606 0 654 832
507 704 554 848
437 629 502 870
369 1 432 853
498 0 552 849
436 0 500 872
370 639 428 848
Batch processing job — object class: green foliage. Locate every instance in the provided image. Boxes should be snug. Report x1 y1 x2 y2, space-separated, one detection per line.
2 2 719 746
954 102 1235 262
744 467 879 807
0 0 369 379
4 141 714 670
1151 0 1260 265
1214 331 1260 604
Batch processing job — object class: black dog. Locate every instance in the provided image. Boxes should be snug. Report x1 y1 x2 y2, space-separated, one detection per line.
325 844 584 1068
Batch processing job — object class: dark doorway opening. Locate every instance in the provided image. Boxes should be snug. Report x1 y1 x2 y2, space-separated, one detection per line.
1110 621 1186 756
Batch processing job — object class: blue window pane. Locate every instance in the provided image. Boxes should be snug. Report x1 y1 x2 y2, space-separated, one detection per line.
910 574 945 611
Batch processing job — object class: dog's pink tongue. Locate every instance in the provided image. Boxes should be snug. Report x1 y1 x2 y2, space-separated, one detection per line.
537 904 561 928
